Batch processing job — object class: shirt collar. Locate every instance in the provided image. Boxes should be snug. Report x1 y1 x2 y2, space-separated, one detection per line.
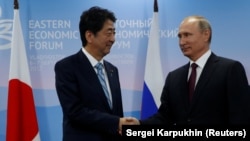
190 49 211 69
82 47 104 67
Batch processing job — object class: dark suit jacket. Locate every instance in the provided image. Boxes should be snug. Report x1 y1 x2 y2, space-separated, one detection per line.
55 50 123 141
141 53 250 126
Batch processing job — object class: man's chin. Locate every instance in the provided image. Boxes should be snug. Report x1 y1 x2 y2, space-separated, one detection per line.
182 52 190 57
104 50 111 56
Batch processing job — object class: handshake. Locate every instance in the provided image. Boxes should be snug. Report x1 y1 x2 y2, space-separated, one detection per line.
118 117 140 135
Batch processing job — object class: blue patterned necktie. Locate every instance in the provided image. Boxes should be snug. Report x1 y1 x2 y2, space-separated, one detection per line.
95 62 112 108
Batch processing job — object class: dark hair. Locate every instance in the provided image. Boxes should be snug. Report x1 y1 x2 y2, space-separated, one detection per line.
79 6 116 47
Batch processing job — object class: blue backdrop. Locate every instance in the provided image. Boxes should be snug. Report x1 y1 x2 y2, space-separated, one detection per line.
0 0 249 140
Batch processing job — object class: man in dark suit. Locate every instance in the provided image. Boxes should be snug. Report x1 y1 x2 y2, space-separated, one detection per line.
140 16 250 126
55 6 137 141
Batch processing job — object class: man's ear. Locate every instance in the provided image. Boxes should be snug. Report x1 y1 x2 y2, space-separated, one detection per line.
203 29 210 42
85 30 93 43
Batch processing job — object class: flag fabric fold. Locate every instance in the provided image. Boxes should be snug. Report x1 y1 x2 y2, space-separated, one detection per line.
141 0 164 119
6 8 40 141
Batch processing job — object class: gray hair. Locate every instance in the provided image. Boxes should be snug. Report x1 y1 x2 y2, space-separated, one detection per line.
183 16 212 43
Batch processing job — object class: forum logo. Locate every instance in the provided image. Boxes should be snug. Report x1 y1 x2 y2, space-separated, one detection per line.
0 6 13 50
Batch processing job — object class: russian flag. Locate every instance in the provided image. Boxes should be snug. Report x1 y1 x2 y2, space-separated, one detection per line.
141 0 164 120
6 1 40 141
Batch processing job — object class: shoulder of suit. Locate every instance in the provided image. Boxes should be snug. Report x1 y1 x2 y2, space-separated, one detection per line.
216 55 238 64
55 51 81 66
170 63 189 74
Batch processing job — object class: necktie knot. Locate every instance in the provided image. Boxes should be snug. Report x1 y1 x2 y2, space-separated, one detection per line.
191 63 198 70
95 62 103 71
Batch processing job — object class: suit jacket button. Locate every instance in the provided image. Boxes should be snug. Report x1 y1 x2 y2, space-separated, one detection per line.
187 119 191 123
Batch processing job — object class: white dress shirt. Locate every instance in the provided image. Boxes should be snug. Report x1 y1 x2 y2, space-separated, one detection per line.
188 49 212 87
82 48 112 104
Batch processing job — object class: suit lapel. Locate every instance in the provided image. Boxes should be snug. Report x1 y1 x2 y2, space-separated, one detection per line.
77 51 112 110
181 64 191 109
103 61 116 110
77 50 98 85
170 63 190 110
189 53 219 110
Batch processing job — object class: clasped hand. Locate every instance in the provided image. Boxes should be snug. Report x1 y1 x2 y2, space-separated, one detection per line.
118 117 140 135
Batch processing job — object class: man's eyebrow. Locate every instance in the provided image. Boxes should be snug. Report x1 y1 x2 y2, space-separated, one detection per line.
107 28 115 31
